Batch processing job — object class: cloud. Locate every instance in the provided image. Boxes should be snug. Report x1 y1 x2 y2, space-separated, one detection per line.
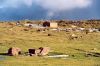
0 0 93 18
34 0 93 17
34 0 93 12
0 0 93 10
0 0 33 8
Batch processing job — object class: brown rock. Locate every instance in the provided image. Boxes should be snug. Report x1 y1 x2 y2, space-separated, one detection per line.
39 47 50 56
28 47 50 56
28 49 35 56
8 47 21 56
35 49 41 56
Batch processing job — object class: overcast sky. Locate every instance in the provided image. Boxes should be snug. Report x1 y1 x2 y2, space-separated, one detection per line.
0 0 99 21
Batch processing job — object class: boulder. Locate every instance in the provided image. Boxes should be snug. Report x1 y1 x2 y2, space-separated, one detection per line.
8 47 21 56
69 34 78 40
28 47 50 56
28 49 35 56
39 47 50 56
48 34 52 36
35 49 41 56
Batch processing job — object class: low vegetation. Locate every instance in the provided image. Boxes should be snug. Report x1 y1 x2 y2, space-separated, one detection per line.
0 20 100 66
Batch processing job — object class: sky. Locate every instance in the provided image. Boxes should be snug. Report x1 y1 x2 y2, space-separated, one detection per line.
0 0 100 21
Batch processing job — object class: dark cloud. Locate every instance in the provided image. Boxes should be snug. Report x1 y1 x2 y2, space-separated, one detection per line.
0 0 99 21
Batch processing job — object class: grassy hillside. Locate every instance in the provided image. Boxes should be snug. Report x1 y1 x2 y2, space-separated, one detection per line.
0 22 100 66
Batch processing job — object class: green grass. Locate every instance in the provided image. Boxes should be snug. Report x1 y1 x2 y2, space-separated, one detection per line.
0 25 100 66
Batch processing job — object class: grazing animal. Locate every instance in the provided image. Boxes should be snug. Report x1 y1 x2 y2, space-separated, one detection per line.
43 21 50 27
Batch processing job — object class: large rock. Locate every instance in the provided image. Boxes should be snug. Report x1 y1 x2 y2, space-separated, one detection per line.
28 49 36 56
8 47 21 56
28 47 50 56
35 49 41 56
39 47 50 56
